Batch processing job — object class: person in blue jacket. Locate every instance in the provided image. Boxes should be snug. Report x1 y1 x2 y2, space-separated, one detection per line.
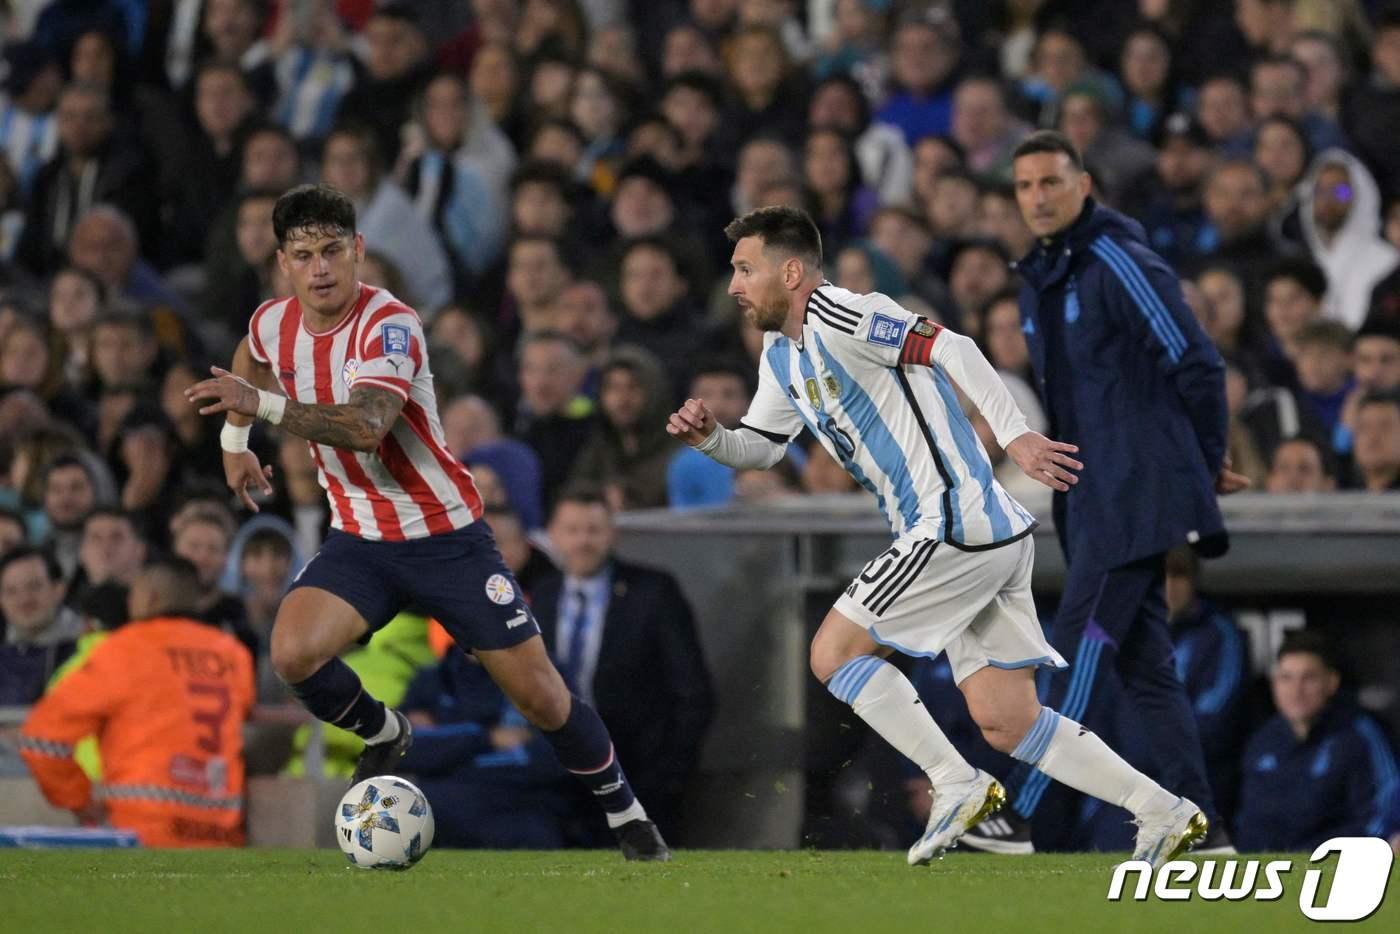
963 130 1251 855
1235 630 1399 852
1164 546 1253 821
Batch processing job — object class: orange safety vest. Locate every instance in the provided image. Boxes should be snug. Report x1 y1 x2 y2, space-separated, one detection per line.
20 616 254 848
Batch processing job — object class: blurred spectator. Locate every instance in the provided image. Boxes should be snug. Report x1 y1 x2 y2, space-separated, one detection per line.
277 433 327 557
156 62 259 267
661 23 723 81
113 405 191 546
1265 436 1337 493
196 0 276 103
723 25 805 146
1223 362 1269 491
319 125 451 314
202 188 279 340
1248 55 1346 153
1350 390 1400 492
1293 321 1355 450
1118 24 1181 142
921 167 978 242
1263 257 1327 364
1341 319 1400 443
731 135 797 217
46 265 107 388
615 237 704 391
807 73 913 207
570 66 630 196
75 506 146 592
445 394 545 531
1343 10 1400 199
1057 81 1156 207
1234 630 1400 852
1298 149 1400 330
265 0 356 147
974 182 1032 260
231 525 294 688
515 331 598 511
1291 30 1349 122
0 547 79 704
0 40 62 196
668 359 753 509
868 206 952 313
802 127 876 258
533 486 713 839
19 557 254 847
1196 74 1252 153
555 280 618 395
40 454 100 581
1197 159 1285 301
946 239 1010 329
951 75 1025 181
334 2 433 166
1252 115 1311 249
470 42 525 144
876 12 963 146
483 504 555 595
800 442 857 494
833 240 906 298
570 347 679 511
1124 113 1214 268
1165 546 1252 818
503 235 574 343
508 161 578 242
400 73 508 289
67 206 188 318
170 499 258 657
17 82 158 278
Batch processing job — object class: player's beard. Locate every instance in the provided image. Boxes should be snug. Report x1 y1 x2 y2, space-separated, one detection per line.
749 283 788 332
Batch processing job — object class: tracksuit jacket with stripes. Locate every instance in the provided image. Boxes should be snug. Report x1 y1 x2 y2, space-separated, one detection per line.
1015 199 1229 571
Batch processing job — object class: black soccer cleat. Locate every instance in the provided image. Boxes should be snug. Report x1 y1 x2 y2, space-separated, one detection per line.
614 819 672 862
957 808 1035 855
351 710 413 785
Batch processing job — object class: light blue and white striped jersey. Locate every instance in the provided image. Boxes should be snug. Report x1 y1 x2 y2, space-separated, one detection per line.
742 283 1036 546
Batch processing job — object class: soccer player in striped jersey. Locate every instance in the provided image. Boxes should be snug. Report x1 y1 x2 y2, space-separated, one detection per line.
187 184 669 860
668 206 1205 868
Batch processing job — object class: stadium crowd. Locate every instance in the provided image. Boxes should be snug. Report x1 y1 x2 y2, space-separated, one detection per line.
0 0 1398 851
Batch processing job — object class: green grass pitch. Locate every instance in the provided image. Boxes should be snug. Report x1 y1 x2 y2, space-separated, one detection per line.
3 849 1395 933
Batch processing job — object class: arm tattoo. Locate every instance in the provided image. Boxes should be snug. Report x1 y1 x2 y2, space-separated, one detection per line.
277 386 406 452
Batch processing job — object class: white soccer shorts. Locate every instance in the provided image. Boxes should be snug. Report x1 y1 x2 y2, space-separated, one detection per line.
833 532 1067 683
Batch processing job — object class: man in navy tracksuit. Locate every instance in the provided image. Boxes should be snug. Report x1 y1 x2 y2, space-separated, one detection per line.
963 131 1250 854
1235 630 1399 852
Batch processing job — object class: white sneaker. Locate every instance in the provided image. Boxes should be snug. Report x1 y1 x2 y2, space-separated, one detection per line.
907 770 1006 866
1131 797 1209 869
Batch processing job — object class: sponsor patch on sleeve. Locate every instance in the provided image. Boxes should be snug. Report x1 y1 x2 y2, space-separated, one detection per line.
383 324 410 356
867 313 907 348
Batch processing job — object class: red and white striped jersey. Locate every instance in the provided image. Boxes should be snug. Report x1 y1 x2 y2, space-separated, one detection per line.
247 284 483 541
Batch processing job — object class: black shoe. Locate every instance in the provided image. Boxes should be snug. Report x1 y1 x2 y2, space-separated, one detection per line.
1194 821 1237 855
351 710 413 785
958 809 1035 855
614 819 672 862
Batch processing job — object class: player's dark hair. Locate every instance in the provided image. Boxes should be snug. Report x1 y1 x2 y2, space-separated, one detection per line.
81 506 141 538
724 206 823 270
273 184 357 245
1012 130 1084 172
1357 388 1400 419
138 556 205 619
0 544 62 583
553 484 612 515
1271 435 1337 478
244 527 293 559
1264 257 1328 300
1277 628 1338 670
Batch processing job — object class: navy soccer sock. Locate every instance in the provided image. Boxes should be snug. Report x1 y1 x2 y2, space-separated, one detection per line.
287 658 392 743
542 695 645 828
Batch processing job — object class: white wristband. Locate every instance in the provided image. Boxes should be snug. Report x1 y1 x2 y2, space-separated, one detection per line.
220 421 251 453
256 390 286 425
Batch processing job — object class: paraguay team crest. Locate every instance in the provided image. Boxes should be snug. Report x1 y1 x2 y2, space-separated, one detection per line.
341 358 359 390
484 574 516 605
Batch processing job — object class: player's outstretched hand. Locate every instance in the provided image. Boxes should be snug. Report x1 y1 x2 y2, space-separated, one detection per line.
666 398 717 446
186 366 261 417
223 450 275 512
1005 431 1083 493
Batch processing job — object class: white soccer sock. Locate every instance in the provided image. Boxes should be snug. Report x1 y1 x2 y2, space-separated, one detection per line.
604 800 648 829
1010 707 1176 817
828 656 977 788
364 709 402 746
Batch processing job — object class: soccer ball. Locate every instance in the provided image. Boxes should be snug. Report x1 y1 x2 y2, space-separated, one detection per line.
335 776 435 869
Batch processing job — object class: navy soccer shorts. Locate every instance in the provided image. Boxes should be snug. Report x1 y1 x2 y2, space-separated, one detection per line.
289 521 541 651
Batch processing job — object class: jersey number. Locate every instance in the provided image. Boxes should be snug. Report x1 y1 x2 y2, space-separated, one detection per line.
847 544 904 596
188 682 232 754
